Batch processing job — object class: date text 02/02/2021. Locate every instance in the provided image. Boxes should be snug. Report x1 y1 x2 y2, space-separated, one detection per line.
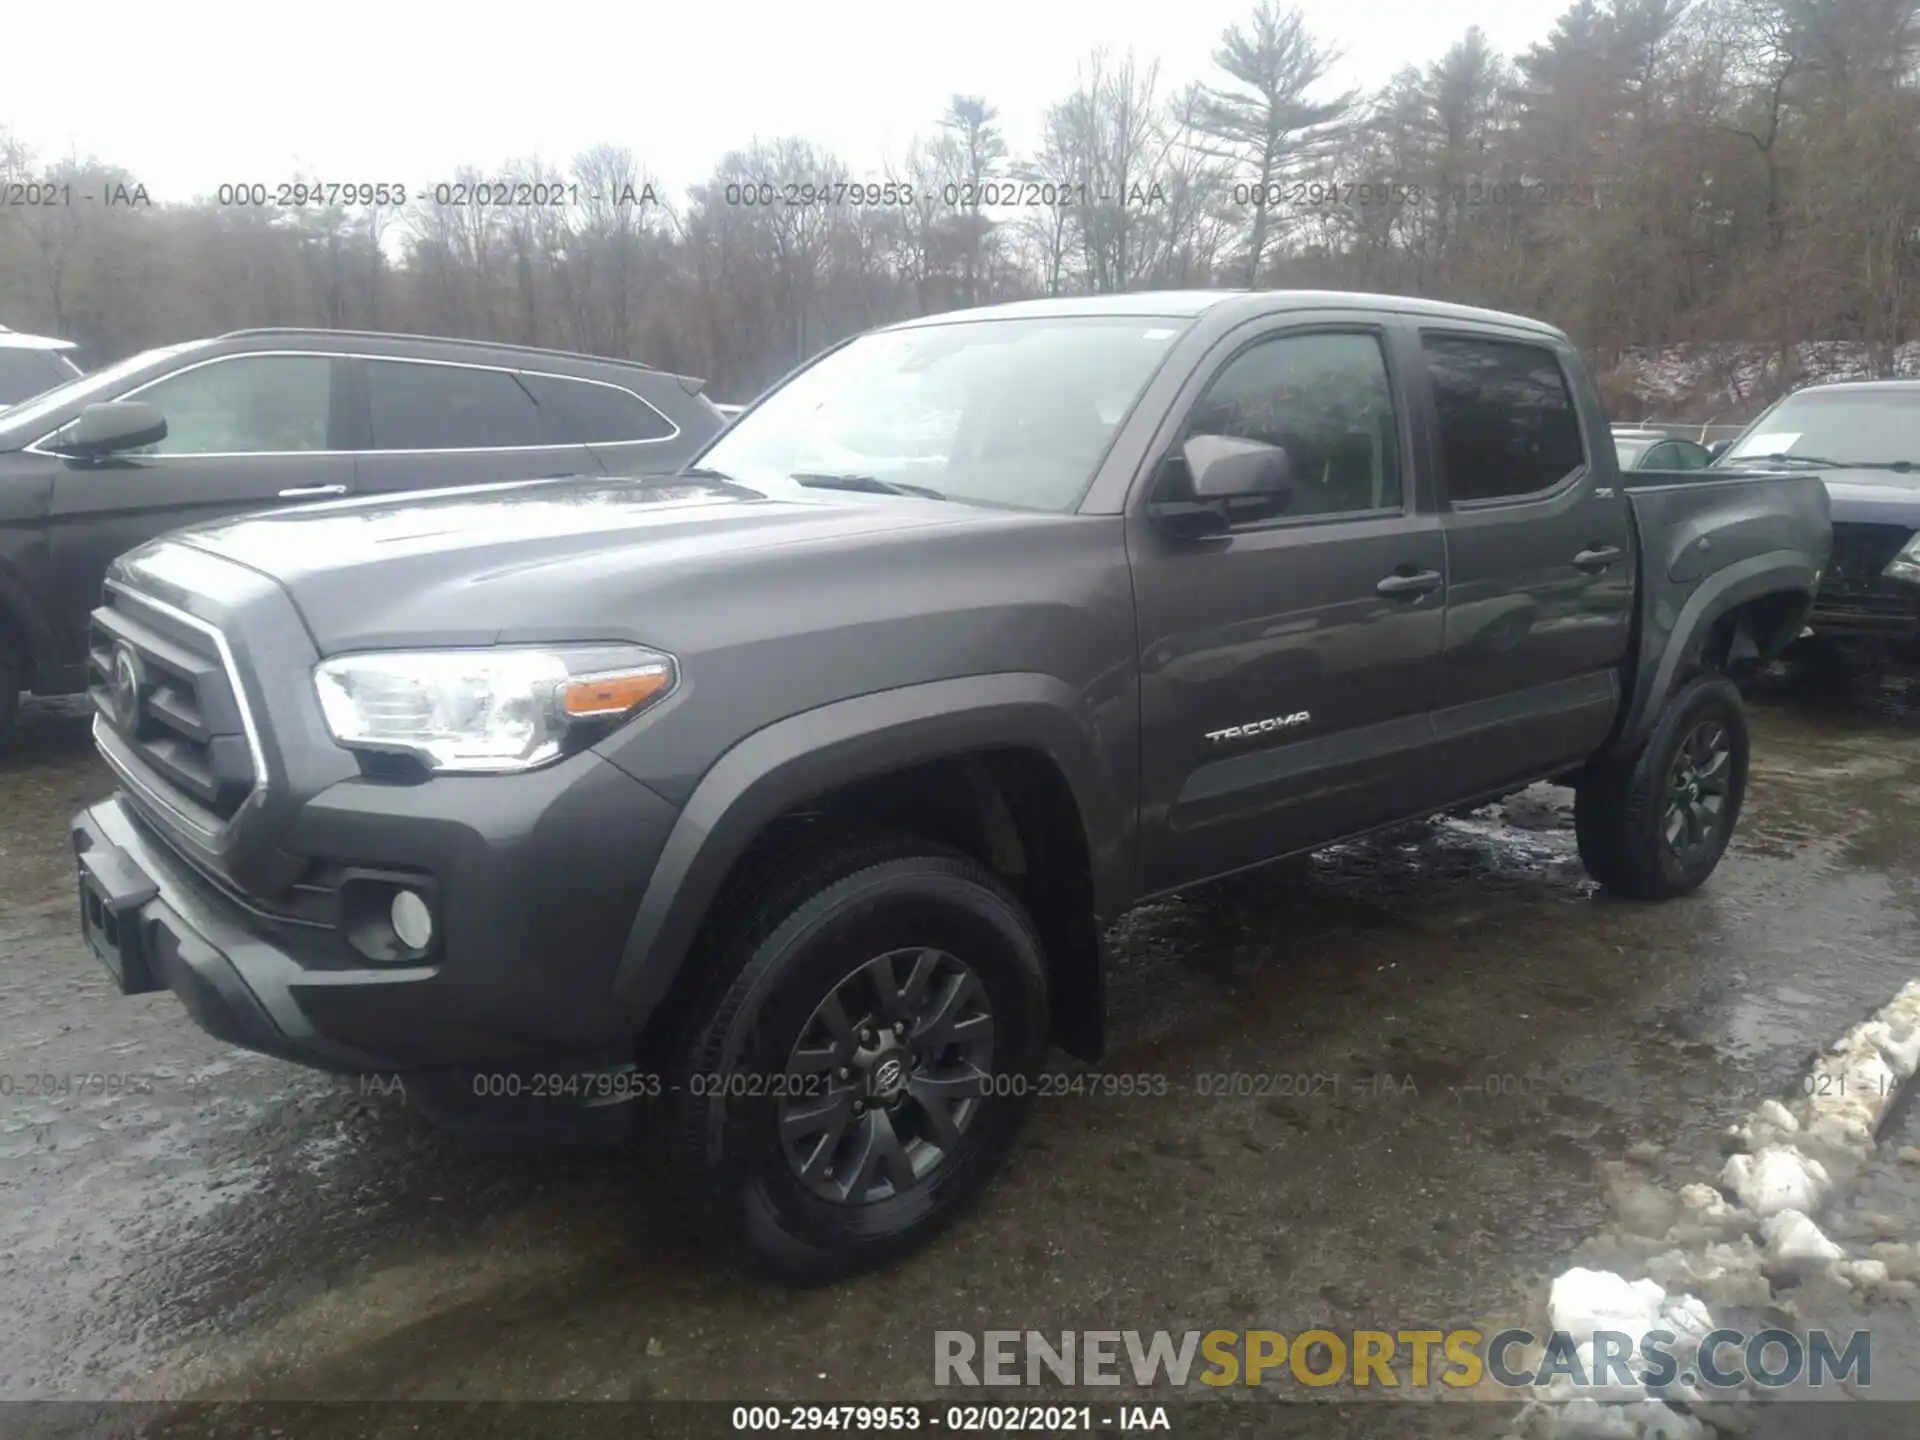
728 1404 1170 1432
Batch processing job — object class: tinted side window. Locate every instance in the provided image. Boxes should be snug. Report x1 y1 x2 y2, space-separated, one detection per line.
366 361 542 450
1422 335 1585 502
522 373 675 444
126 354 334 454
1183 331 1402 520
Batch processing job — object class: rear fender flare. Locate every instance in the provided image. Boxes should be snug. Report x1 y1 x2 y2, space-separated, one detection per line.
1609 552 1817 757
611 672 1130 1025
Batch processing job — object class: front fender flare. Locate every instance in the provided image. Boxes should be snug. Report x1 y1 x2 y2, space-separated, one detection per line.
610 672 1130 1024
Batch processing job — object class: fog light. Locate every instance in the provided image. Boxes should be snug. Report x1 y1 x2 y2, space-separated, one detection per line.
390 889 433 951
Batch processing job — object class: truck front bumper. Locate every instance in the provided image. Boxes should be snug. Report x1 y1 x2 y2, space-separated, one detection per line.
72 751 682 1135
1809 522 1920 642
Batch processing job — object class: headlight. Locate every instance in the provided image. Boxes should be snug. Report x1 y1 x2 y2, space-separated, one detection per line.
1885 536 1920 587
313 644 676 774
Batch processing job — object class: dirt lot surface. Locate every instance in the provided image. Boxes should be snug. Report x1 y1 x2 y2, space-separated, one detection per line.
6 677 1920 1436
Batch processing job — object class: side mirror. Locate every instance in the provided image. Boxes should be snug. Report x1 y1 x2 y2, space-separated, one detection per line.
1706 438 1733 462
1183 433 1294 501
1147 434 1295 539
53 401 167 459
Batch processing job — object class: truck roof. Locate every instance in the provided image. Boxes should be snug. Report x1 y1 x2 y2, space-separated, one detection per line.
890 289 1567 339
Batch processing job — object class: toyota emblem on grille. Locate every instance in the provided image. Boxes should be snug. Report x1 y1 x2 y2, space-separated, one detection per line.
109 643 144 730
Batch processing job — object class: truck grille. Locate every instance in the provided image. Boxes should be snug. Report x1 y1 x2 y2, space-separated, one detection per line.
88 588 258 825
1824 523 1911 596
1810 523 1920 637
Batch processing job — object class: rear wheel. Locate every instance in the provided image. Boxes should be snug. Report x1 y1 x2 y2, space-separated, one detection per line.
660 833 1050 1285
1575 675 1749 900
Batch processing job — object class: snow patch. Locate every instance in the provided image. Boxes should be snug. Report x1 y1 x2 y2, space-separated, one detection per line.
1720 1146 1831 1218
1549 1269 1668 1347
1759 1209 1845 1274
1523 975 1920 1437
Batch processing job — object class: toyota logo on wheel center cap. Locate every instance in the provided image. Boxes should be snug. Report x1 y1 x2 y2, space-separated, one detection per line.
870 1055 906 1098
109 643 144 729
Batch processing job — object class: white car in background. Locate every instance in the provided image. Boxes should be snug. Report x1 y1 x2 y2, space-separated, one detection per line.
0 326 84 407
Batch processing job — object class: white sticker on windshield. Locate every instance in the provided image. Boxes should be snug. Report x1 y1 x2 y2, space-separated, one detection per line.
1142 328 1177 339
1732 431 1800 457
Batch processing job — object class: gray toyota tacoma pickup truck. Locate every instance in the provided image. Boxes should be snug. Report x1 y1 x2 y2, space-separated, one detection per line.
72 290 1831 1284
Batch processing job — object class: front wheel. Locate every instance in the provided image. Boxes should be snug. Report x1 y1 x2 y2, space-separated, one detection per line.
661 834 1050 1285
1575 675 1750 900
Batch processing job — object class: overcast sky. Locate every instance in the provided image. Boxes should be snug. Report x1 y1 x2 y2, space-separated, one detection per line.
5 0 1556 202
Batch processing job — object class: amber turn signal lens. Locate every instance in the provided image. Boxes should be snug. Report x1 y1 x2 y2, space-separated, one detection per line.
560 665 674 718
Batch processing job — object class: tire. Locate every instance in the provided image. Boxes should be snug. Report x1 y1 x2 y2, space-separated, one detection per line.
1575 675 1750 900
660 832 1050 1286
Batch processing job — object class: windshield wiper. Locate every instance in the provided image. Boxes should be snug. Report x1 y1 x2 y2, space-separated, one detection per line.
789 471 949 501
1733 452 1919 472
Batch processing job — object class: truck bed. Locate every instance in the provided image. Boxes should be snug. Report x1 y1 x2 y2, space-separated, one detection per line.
1610 465 1832 748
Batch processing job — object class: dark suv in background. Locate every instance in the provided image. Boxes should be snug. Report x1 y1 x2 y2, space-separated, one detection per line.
0 328 725 740
1713 378 1920 676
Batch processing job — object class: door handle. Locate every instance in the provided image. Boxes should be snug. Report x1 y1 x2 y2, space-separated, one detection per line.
1376 569 1443 598
277 484 349 499
1573 545 1622 573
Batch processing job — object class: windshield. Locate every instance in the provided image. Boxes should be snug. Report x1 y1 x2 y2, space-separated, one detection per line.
694 315 1188 512
1724 389 1920 466
0 343 202 443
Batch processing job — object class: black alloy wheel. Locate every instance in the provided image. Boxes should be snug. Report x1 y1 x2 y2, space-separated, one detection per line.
1662 716 1733 866
779 947 995 1204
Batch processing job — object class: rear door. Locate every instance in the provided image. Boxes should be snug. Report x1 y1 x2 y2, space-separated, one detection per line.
350 357 606 494
1413 327 1634 794
1128 311 1449 894
45 351 352 661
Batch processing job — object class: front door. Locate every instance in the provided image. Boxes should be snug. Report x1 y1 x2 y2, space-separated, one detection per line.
47 352 353 667
1128 317 1448 895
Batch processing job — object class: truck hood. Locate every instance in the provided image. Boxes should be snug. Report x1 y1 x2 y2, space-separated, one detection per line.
1819 470 1920 527
143 473 987 652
